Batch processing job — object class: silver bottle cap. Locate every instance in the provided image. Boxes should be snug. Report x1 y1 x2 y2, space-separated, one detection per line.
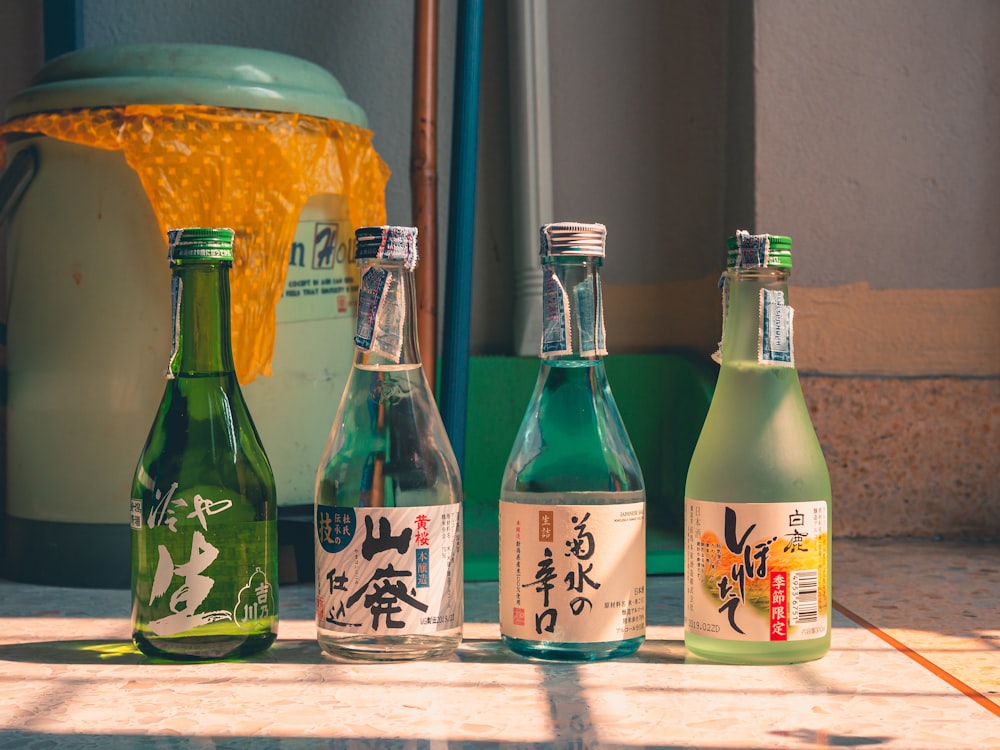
540 222 606 258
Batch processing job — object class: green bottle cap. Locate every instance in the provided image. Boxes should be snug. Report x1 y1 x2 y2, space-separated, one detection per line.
540 222 606 258
167 227 235 262
355 226 419 270
726 230 792 270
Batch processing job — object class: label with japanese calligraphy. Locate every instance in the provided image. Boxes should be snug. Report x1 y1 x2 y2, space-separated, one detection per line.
685 499 829 642
131 484 276 638
315 504 463 635
499 494 646 643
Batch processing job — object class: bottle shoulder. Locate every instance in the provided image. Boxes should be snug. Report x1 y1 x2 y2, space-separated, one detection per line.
136 375 274 491
686 364 830 503
153 376 261 434
316 363 463 507
503 361 643 493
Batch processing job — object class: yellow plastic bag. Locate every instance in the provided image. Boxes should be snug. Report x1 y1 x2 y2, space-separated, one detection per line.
0 104 389 383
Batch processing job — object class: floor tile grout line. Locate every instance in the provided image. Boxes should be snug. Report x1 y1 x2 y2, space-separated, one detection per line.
833 599 1000 719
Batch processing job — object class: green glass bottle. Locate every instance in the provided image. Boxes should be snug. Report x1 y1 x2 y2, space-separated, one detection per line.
314 226 463 661
499 222 646 662
684 230 832 664
131 227 278 661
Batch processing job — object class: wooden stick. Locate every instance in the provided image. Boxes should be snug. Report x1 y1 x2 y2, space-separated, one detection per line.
411 0 439 390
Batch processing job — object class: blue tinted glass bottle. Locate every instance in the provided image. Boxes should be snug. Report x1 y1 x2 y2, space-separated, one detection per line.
499 222 646 661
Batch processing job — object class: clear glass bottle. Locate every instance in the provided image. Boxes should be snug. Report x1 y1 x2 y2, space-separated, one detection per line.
131 227 278 661
499 222 646 661
314 225 463 661
685 230 832 664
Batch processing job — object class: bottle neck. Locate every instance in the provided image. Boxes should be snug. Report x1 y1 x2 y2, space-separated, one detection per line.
540 256 606 363
168 261 235 377
353 260 422 367
720 267 793 366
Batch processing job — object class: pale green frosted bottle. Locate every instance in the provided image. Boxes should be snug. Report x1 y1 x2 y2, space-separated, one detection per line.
499 222 646 661
314 225 463 661
684 230 832 664
131 227 278 661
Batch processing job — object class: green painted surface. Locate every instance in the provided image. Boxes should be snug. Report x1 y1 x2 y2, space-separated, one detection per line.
0 352 713 588
461 352 715 581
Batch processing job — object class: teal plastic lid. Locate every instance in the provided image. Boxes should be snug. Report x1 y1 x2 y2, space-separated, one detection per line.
4 43 367 126
726 230 792 270
167 227 235 263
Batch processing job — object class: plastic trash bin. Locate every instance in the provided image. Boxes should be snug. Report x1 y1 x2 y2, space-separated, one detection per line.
0 43 388 587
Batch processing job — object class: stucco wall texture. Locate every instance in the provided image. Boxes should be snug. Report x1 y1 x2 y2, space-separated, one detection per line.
755 0 999 292
751 0 999 540
805 376 999 539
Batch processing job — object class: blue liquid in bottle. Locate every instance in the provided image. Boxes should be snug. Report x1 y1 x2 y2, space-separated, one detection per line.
499 223 646 661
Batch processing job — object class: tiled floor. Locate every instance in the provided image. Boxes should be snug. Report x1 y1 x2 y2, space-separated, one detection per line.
832 537 999 715
0 538 996 749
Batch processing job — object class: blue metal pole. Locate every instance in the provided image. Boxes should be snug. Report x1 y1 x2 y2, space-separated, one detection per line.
440 0 483 473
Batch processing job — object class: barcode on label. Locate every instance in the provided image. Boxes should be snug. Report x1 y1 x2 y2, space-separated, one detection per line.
790 569 819 625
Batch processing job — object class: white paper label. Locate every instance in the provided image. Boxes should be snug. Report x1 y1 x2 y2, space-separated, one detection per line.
685 499 829 642
541 268 572 356
759 288 795 366
574 277 607 357
500 494 646 643
353 266 405 361
315 504 462 635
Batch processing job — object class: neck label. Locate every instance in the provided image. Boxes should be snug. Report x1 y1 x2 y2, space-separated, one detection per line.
167 276 183 377
759 288 794 366
540 269 607 358
541 269 572 356
575 277 607 357
355 266 404 362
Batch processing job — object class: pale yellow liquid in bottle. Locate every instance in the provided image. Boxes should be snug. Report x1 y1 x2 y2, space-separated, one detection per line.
684 271 832 664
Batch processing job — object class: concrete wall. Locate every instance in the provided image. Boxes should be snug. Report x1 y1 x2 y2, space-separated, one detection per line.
524 0 1000 537
534 0 1000 379
544 0 731 358
750 0 999 538
755 0 1000 379
0 3 41 111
